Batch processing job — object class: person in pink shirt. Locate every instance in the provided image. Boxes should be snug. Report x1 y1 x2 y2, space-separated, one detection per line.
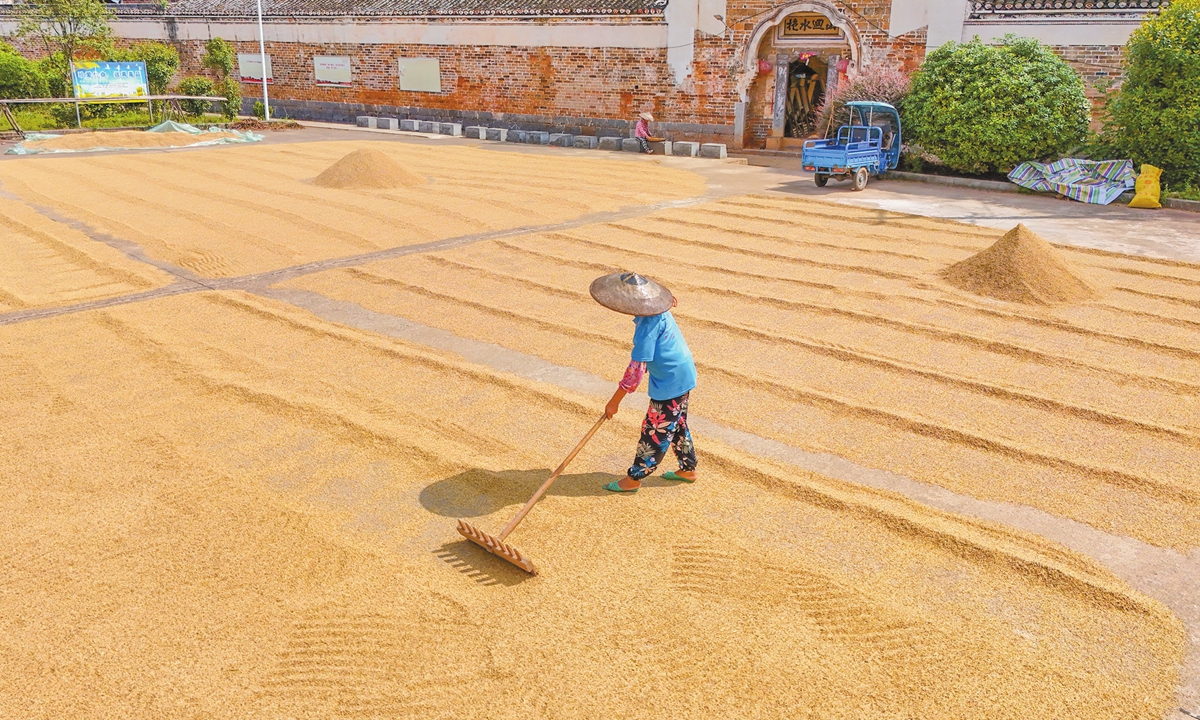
635 111 655 154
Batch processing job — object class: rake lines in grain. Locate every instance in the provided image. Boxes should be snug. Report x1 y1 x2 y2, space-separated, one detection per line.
670 544 928 660
445 241 1200 405
336 259 1200 506
520 230 1200 372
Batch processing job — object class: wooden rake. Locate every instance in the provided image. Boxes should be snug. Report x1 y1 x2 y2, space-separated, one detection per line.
457 415 607 575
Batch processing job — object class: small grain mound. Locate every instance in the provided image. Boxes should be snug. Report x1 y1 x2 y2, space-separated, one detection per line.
941 223 1098 304
24 129 239 152
312 148 424 189
231 118 303 131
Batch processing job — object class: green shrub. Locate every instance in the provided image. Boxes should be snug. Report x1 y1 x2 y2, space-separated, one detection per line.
215 77 240 121
0 45 50 99
202 38 240 120
904 36 1091 174
202 37 236 78
252 100 265 120
1106 0 1200 190
177 75 215 116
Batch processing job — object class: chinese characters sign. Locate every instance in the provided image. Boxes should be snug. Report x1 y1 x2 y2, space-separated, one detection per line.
780 13 842 37
314 56 352 87
72 61 148 99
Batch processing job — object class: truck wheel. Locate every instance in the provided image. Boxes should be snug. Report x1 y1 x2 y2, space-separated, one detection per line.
852 167 869 191
814 173 829 187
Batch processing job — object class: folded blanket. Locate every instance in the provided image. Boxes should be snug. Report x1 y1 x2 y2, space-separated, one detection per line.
1008 158 1136 205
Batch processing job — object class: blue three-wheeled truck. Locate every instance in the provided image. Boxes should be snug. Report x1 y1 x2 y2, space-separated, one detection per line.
801 101 901 192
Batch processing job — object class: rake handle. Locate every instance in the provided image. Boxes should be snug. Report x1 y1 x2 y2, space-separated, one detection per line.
497 415 608 541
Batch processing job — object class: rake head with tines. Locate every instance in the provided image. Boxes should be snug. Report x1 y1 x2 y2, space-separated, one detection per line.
453 415 607 576
457 519 537 574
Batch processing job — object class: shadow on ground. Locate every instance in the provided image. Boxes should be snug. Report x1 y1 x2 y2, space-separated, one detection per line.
434 540 532 587
420 468 631 517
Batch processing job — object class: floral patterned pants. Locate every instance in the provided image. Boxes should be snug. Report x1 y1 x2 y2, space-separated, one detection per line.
628 392 696 480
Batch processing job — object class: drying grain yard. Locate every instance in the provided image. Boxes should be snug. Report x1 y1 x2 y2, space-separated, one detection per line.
1 131 1197 719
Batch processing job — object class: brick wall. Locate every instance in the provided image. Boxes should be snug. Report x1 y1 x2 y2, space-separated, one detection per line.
1049 44 1127 127
4 5 1133 148
171 37 740 144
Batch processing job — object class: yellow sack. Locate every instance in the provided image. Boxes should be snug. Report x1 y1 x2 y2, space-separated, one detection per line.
1129 164 1162 209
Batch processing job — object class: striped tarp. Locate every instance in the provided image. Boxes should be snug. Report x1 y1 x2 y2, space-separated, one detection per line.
1008 158 1136 205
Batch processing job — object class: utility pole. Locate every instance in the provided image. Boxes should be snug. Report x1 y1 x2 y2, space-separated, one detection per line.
254 0 270 120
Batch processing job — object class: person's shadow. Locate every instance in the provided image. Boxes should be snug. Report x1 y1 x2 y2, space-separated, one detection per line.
419 468 626 518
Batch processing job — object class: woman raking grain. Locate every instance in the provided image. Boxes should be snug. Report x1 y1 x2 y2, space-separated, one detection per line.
591 272 698 492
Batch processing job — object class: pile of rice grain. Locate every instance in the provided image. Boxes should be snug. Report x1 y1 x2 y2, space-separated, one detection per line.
941 223 1099 304
24 129 240 152
312 148 425 189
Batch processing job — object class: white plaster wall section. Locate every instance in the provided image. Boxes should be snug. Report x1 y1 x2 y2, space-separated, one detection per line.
889 0 970 48
105 18 670 48
697 0 729 36
664 0 699 86
961 20 1141 45
735 1 860 101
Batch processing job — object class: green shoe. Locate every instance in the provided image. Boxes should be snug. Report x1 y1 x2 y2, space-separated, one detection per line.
663 471 695 483
604 480 639 493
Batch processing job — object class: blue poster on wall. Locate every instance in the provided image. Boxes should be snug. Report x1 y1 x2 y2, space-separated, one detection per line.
72 61 150 99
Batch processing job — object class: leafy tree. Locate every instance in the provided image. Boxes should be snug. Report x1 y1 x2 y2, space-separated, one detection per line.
0 43 51 99
1106 0 1200 190
814 66 910 138
177 75 215 116
113 41 179 95
202 37 236 78
202 37 240 120
112 41 180 117
13 0 113 89
904 36 1090 175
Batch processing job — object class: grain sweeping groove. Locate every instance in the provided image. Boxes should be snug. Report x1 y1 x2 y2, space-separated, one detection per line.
0 208 156 290
498 235 1200 396
413 253 1200 441
89 158 384 255
1113 286 1200 311
702 362 1200 508
327 261 1199 502
602 221 924 281
649 211 940 261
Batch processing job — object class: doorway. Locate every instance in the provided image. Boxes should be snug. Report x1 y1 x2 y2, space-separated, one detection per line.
785 55 827 138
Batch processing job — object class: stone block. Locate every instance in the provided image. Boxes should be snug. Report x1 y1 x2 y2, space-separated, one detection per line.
376 118 399 130
548 133 574 147
418 121 437 133
525 131 550 145
671 141 699 157
356 116 375 128
700 143 728 159
648 141 671 155
505 129 528 143
621 138 642 152
485 128 508 141
572 135 598 149
439 122 462 136
465 126 487 139
399 119 418 131
598 136 622 151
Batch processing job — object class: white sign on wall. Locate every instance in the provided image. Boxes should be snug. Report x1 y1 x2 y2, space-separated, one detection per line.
313 56 352 87
237 53 273 84
397 58 441 93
